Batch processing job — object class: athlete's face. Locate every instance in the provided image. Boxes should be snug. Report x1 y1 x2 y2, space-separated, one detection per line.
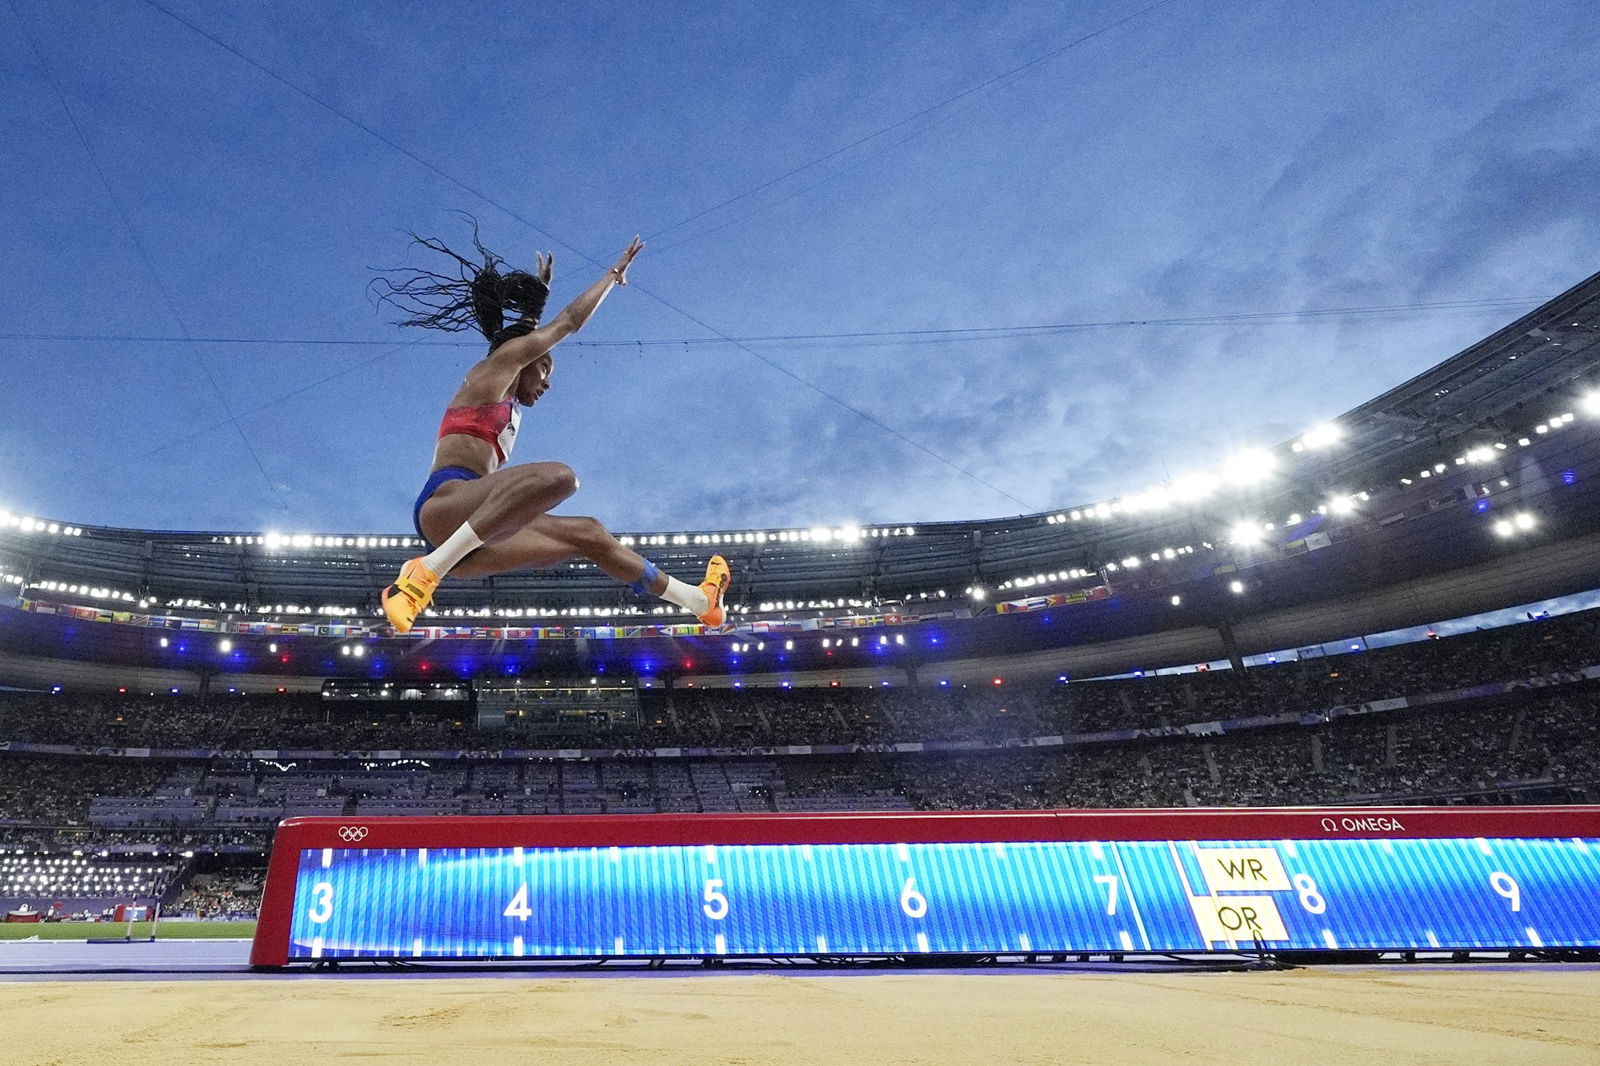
514 355 553 406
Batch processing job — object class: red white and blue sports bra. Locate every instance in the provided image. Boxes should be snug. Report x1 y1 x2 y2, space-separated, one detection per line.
438 398 522 469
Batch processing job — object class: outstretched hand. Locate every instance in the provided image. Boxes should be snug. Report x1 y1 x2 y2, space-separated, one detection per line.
611 236 644 285
536 251 554 287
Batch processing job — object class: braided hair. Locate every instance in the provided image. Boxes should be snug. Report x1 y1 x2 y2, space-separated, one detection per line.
371 217 550 352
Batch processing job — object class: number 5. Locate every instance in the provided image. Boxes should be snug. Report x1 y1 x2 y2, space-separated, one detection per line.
1093 874 1118 915
703 879 729 920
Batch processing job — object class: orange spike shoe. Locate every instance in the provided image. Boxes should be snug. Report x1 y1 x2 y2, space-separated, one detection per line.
381 557 441 634
697 554 731 627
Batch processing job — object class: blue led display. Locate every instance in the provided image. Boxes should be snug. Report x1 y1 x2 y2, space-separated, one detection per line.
287 837 1600 959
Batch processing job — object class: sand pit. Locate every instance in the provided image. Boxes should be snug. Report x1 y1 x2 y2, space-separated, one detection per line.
4 967 1600 1065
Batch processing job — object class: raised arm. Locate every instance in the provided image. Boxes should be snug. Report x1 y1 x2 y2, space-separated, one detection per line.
486 237 644 374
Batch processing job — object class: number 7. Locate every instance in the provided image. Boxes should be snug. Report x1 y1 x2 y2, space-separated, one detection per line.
1093 874 1119 915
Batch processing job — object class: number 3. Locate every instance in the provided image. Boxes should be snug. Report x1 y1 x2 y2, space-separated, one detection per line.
703 879 729 920
307 882 334 924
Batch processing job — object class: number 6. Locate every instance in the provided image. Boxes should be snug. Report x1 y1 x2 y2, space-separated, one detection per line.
900 876 928 919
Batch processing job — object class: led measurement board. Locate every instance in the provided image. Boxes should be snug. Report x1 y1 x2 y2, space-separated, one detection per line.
250 808 1600 966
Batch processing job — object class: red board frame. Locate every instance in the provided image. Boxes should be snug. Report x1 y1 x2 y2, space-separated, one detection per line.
249 805 1600 966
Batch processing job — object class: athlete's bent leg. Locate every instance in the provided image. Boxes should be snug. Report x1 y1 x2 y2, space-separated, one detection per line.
384 466 729 632
452 515 731 626
383 463 579 632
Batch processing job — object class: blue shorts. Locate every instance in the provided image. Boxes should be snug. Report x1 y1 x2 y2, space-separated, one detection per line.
412 466 480 550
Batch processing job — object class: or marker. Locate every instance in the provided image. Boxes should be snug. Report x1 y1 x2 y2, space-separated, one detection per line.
1089 842 1104 860
1475 838 1493 856
310 937 324 958
816 935 828 953
1018 934 1031 952
916 932 930 953
513 846 524 866
896 843 911 863
412 938 423 957
1281 840 1298 858
610 846 621 863
513 936 524 957
714 934 726 955
801 845 813 861
1322 929 1339 949
1526 927 1544 947
1425 930 1440 948
992 843 1006 858
1573 838 1589 852
704 845 717 865
418 848 427 867
1119 930 1133 951
614 936 625 955
321 848 332 868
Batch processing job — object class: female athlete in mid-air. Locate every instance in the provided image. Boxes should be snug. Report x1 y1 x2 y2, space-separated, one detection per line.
372 226 728 633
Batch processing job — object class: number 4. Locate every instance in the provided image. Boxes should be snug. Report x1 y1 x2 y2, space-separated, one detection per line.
504 883 531 921
1093 874 1118 915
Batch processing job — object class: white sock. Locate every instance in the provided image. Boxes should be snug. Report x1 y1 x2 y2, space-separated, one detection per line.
420 521 484 577
659 574 711 617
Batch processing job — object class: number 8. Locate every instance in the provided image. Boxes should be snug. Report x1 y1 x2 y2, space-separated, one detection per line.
1293 873 1326 914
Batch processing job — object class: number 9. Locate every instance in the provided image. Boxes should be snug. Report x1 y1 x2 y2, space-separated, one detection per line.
1489 871 1521 912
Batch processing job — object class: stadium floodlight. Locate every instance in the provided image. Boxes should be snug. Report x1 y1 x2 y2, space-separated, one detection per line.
1493 519 1515 537
1222 449 1277 486
1514 512 1536 530
1581 393 1600 418
1327 495 1357 516
1229 521 1264 546
1300 423 1343 449
1229 580 1245 594
970 587 986 601
218 640 233 653
1466 447 1495 464
1170 595 1181 606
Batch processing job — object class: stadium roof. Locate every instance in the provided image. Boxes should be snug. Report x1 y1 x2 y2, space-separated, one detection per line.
3 269 1599 688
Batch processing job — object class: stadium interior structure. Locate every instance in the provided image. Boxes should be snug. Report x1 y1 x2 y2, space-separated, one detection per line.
2 270 1599 929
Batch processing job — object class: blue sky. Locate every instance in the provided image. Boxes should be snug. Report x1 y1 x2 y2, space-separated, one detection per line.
2 0 1597 534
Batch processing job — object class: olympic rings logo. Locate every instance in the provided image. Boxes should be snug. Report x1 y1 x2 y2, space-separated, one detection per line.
337 826 369 842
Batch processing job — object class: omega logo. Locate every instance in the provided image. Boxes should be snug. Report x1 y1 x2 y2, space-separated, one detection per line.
1319 816 1405 833
337 826 369 842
